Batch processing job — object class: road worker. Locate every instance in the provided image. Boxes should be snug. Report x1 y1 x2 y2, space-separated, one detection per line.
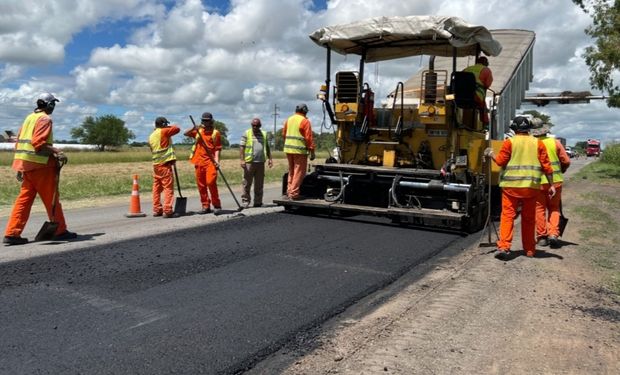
239 118 273 208
184 112 222 214
463 56 493 125
282 103 315 200
3 93 77 245
484 116 555 260
532 124 571 248
149 117 180 218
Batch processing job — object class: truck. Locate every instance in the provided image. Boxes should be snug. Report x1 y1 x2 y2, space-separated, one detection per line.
274 16 535 233
586 139 601 157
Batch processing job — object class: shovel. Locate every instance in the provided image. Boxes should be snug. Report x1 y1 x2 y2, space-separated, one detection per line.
189 115 244 212
35 166 61 241
172 163 187 215
559 200 569 237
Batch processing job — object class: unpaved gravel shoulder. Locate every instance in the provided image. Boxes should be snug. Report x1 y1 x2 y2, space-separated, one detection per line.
248 160 619 375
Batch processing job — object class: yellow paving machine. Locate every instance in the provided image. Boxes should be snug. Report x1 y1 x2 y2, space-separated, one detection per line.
274 16 535 232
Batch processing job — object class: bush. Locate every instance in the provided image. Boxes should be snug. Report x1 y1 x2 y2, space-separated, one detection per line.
601 142 620 166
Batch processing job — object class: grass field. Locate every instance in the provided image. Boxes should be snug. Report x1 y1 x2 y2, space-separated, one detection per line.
0 148 300 209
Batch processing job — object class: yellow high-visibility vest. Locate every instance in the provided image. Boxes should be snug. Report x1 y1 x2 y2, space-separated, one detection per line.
283 114 307 155
463 63 486 101
499 135 542 189
243 128 268 162
540 136 563 184
149 128 177 165
14 112 53 165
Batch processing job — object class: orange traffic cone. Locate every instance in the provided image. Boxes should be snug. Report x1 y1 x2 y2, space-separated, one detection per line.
125 174 146 218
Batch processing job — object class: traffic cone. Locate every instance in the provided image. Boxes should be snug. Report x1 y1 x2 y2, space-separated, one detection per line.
125 174 146 218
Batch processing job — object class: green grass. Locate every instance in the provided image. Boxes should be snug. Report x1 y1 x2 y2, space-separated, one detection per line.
573 159 620 181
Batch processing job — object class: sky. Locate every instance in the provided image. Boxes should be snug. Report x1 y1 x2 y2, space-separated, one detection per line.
0 0 618 148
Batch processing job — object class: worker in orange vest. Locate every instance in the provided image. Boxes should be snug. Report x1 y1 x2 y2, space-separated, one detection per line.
485 116 555 260
3 93 77 245
149 117 180 218
282 103 315 200
463 56 493 124
184 112 222 214
532 124 571 248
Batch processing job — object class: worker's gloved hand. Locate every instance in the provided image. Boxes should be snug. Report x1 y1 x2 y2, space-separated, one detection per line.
55 152 68 165
16 171 23 182
483 147 494 158
548 185 557 198
214 161 220 169
309 150 316 161
240 161 246 169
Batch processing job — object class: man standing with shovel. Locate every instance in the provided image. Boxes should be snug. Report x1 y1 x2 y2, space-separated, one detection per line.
3 93 77 245
149 116 181 218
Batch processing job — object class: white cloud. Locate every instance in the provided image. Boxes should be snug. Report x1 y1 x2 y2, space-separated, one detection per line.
0 0 617 147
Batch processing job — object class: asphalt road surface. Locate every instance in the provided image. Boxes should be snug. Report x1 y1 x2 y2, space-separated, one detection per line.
1 188 464 374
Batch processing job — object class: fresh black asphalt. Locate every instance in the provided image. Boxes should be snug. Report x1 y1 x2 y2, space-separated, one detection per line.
0 211 461 374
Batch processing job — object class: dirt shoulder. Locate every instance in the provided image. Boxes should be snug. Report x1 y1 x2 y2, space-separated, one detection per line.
249 158 619 374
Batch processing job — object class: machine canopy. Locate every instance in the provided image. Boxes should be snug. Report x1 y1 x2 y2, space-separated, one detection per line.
309 15 503 62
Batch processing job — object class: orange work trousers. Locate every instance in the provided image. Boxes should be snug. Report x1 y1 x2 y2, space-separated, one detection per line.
497 187 538 253
4 166 67 237
195 163 220 209
536 184 562 239
152 163 174 215
286 153 308 199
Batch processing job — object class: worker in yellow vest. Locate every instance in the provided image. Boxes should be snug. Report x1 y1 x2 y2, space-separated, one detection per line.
485 116 555 260
4 93 77 245
239 118 273 208
463 56 493 124
149 117 180 218
282 103 315 200
532 124 571 248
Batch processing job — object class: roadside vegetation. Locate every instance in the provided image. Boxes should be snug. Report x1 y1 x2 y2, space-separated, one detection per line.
572 142 620 295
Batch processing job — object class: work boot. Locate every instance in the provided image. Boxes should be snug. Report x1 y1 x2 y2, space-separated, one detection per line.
253 203 263 208
198 208 212 215
163 212 179 218
213 206 222 215
52 231 78 241
537 237 549 247
549 236 560 248
526 250 536 257
3 236 28 246
242 201 250 209
153 211 163 217
494 249 511 261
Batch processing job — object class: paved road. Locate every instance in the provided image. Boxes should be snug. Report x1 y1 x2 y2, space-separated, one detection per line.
0 186 464 374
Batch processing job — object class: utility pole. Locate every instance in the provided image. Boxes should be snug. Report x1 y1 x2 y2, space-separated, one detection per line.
272 104 280 151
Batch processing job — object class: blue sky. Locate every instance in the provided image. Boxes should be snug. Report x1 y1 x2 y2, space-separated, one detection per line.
0 0 617 147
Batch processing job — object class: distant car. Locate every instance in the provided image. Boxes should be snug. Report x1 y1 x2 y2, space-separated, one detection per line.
565 146 576 158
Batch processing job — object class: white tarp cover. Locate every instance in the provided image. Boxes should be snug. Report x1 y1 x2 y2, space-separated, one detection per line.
309 16 503 62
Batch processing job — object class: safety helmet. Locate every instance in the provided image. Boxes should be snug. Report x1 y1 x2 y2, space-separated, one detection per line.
295 103 309 115
155 116 170 127
251 118 261 127
477 56 489 66
201 112 213 121
531 124 551 137
511 116 531 133
36 92 59 114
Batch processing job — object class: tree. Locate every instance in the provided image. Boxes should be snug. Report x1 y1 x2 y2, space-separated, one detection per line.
71 115 135 151
214 120 230 147
573 0 620 107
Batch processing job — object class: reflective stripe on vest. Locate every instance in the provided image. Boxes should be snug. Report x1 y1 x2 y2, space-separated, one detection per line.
149 128 177 165
283 114 307 155
540 136 563 184
190 128 220 160
244 128 267 162
499 136 542 188
463 63 486 101
14 112 53 165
